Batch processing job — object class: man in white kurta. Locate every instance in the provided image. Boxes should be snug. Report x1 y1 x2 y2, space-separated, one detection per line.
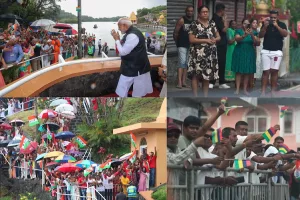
111 18 153 97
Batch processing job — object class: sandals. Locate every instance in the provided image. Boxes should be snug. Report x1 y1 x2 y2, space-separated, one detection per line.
182 84 190 88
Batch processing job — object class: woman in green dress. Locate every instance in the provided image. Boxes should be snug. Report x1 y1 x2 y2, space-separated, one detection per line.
232 19 260 95
225 20 237 81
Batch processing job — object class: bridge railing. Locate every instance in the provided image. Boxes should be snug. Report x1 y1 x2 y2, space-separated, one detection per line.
0 54 162 97
167 164 290 200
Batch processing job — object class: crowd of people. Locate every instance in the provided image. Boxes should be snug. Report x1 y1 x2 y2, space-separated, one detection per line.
167 104 300 200
0 22 110 86
0 118 157 200
173 4 288 97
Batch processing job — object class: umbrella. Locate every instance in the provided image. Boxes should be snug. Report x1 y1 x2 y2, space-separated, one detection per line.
0 140 11 147
9 119 25 127
60 111 76 119
110 160 122 168
20 141 38 154
55 131 75 139
0 123 12 130
62 28 78 35
49 99 68 107
39 109 57 119
30 19 55 27
54 23 72 29
46 161 60 168
152 31 166 36
55 163 81 173
68 150 83 155
55 104 74 113
142 32 152 37
75 160 95 168
44 24 60 33
0 13 22 21
36 153 47 161
44 151 64 158
7 139 21 147
42 122 60 132
55 154 76 163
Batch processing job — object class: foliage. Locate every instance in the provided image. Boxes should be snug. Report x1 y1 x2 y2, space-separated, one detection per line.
137 5 166 18
76 98 163 163
58 9 126 23
152 185 167 200
0 0 61 25
19 192 38 200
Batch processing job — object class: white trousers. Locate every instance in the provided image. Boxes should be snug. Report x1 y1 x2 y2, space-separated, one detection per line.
116 72 153 97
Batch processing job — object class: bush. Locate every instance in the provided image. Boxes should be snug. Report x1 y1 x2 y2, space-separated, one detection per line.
151 185 166 200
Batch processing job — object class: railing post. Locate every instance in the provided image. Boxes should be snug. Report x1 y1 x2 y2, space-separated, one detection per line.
42 170 45 189
190 169 194 200
57 185 60 200
41 57 44 68
267 177 272 200
224 170 228 200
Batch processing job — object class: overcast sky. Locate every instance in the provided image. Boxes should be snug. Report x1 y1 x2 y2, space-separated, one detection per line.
57 0 166 18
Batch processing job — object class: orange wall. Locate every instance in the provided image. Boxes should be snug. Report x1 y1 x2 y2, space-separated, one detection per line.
133 129 167 186
205 105 297 150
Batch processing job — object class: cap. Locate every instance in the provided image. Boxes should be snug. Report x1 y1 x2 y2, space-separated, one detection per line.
47 39 52 43
167 123 181 133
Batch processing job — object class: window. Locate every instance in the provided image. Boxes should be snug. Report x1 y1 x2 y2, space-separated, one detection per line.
284 110 292 134
246 108 268 134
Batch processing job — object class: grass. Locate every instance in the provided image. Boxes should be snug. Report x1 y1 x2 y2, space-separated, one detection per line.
0 197 12 200
7 109 42 138
120 98 164 126
152 185 167 200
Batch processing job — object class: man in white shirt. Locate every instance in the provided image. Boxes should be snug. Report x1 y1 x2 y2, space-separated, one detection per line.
111 18 153 97
98 39 102 55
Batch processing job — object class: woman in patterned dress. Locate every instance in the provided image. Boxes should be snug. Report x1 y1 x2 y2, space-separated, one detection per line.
188 5 221 97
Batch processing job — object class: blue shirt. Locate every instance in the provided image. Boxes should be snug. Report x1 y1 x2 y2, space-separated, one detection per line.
3 44 24 64
127 185 137 197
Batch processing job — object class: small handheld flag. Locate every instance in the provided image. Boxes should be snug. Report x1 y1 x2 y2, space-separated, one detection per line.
224 106 243 116
46 125 52 140
130 132 137 149
75 136 87 149
212 128 222 144
128 150 136 163
262 127 276 143
233 159 251 169
279 144 290 154
221 97 228 105
28 116 39 127
84 166 94 177
280 106 288 118
19 135 30 149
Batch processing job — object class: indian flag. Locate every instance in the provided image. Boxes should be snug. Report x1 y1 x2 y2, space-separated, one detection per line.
19 135 30 149
130 132 137 149
84 166 94 177
212 128 222 144
100 159 111 170
28 115 39 127
46 125 52 140
75 136 87 149
128 150 136 163
234 159 251 169
262 127 276 143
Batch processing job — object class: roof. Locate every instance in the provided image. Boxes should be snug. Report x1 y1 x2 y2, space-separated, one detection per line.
129 12 137 20
113 122 166 135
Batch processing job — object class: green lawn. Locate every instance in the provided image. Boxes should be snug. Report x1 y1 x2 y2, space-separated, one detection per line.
120 98 164 126
0 197 12 200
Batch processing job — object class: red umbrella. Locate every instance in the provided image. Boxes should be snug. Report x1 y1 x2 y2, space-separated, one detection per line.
54 23 72 29
39 109 57 119
0 123 12 130
55 163 81 173
20 141 38 154
62 28 78 35
46 161 60 167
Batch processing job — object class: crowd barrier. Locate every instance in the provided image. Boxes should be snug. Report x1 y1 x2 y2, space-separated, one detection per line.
167 164 290 200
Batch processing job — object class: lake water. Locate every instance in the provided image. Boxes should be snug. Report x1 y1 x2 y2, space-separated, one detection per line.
70 22 119 49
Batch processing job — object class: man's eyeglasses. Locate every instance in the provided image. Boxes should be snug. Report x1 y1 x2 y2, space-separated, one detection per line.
204 134 212 140
167 133 180 139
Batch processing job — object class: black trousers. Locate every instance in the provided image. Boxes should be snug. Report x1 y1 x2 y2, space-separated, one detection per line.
210 45 227 85
105 189 113 200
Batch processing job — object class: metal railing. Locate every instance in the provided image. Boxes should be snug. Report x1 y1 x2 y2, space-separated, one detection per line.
5 99 35 117
167 164 290 200
57 185 106 200
0 54 162 96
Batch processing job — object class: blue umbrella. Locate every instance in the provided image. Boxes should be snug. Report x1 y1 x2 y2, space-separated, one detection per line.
55 131 75 140
75 160 95 168
36 153 47 161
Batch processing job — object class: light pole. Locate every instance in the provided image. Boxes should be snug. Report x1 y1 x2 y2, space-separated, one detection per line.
77 0 82 59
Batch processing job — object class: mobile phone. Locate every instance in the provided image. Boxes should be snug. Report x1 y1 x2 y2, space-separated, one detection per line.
247 24 251 29
236 176 245 183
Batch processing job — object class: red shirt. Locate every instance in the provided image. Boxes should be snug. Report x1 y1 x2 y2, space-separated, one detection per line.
143 161 150 173
148 155 157 169
77 177 87 188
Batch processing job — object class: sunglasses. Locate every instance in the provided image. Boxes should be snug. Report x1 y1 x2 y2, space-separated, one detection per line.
167 133 180 139
204 134 212 140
